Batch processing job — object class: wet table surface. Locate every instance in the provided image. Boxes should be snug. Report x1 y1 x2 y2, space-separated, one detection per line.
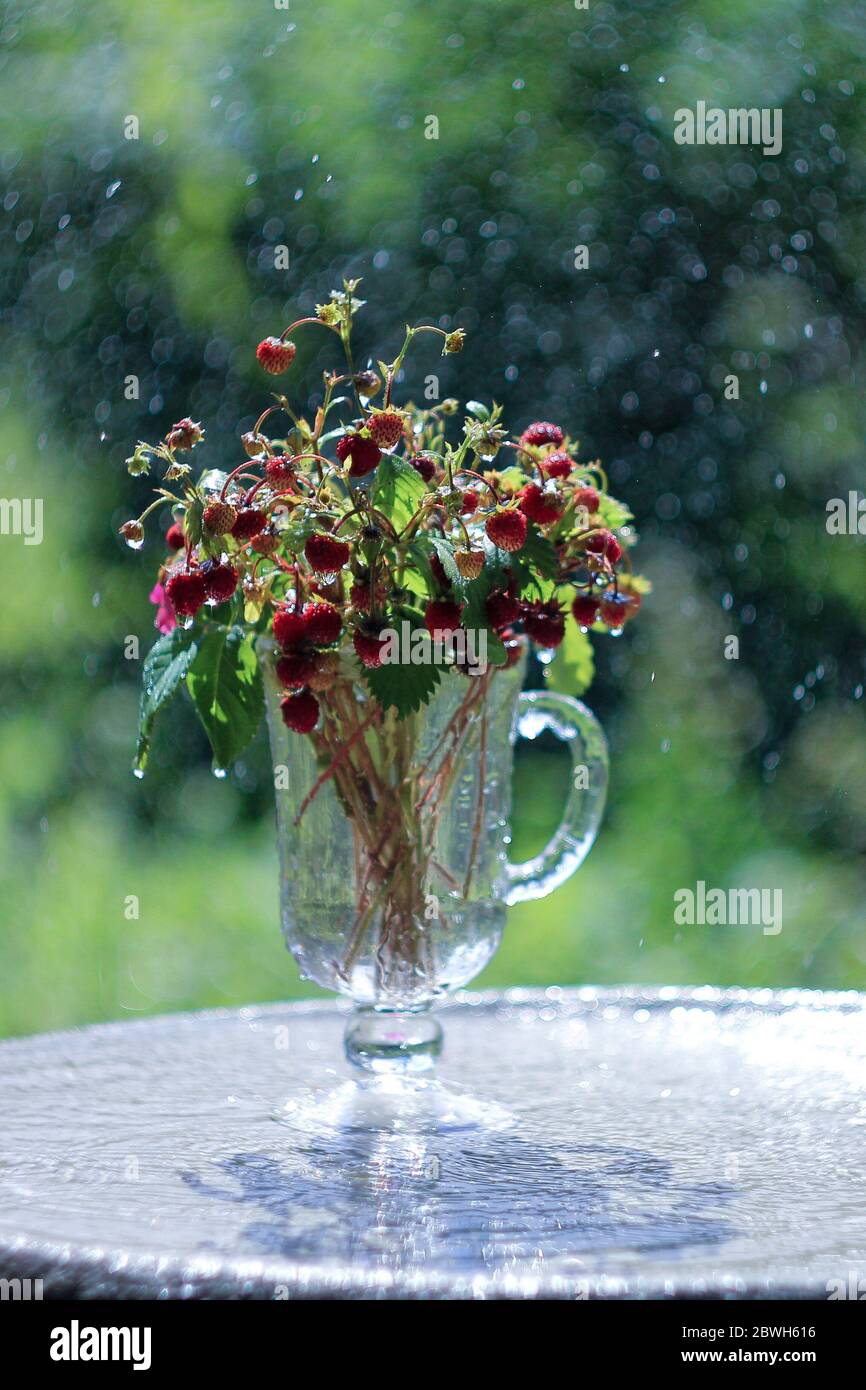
1 986 865 1299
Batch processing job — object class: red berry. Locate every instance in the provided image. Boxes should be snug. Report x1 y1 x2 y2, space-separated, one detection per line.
522 599 566 648
335 433 381 478
486 590 521 630
541 451 574 479
410 454 438 483
499 627 528 669
518 482 563 526
232 508 268 540
574 485 600 514
424 599 463 639
585 529 622 563
303 600 342 646
202 562 238 603
280 690 319 734
166 570 207 617
166 418 204 451
353 628 388 669
572 595 600 628
486 508 527 552
429 553 450 589
366 410 405 449
265 455 295 486
460 489 480 515
305 532 351 574
350 581 371 612
256 337 296 374
203 501 238 536
251 531 279 555
520 421 564 448
273 605 308 648
276 651 319 690
599 597 630 629
165 522 185 551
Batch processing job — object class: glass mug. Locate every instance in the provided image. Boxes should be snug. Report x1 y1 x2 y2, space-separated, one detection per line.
261 642 608 1072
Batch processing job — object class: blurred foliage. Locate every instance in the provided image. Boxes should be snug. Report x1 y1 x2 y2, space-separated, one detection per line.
1 0 865 1037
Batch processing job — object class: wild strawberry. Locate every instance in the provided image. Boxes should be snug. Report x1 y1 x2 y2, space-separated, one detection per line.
335 432 381 478
203 501 238 536
410 454 438 483
599 596 632 629
273 605 308 648
486 507 527 552
166 521 186 551
276 651 319 689
366 409 405 449
166 418 204 451
251 531 279 555
265 455 295 486
424 599 463 639
232 508 268 540
541 450 575 479
522 599 565 648
574 485 600 514
241 431 265 458
305 532 350 573
303 600 342 646
429 553 451 589
166 570 207 617
119 519 144 546
353 627 388 669
307 652 340 693
353 369 382 400
572 594 600 628
202 562 238 603
280 690 320 733
460 489 480 515
518 483 563 526
520 421 564 449
256 337 296 374
499 627 528 669
486 589 521 630
585 529 622 563
455 549 484 580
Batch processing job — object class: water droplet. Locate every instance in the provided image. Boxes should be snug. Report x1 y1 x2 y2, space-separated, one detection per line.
133 767 145 780
759 379 768 395
213 765 228 779
124 536 144 551
311 153 319 164
619 63 630 72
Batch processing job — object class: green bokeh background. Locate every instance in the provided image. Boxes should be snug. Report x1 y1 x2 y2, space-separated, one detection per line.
1 0 865 1037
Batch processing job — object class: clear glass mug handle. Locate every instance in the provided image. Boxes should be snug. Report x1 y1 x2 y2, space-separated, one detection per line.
505 690 609 905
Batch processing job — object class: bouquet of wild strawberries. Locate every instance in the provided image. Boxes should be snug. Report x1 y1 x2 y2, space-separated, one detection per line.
121 281 646 784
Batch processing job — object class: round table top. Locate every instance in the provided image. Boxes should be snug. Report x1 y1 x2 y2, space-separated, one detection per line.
1 986 865 1300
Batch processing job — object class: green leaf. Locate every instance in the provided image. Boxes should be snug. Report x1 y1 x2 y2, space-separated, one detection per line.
515 520 559 582
185 496 204 547
371 455 427 530
459 567 508 669
547 618 595 696
185 626 264 770
429 535 461 587
362 657 442 719
135 627 199 771
596 494 633 530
